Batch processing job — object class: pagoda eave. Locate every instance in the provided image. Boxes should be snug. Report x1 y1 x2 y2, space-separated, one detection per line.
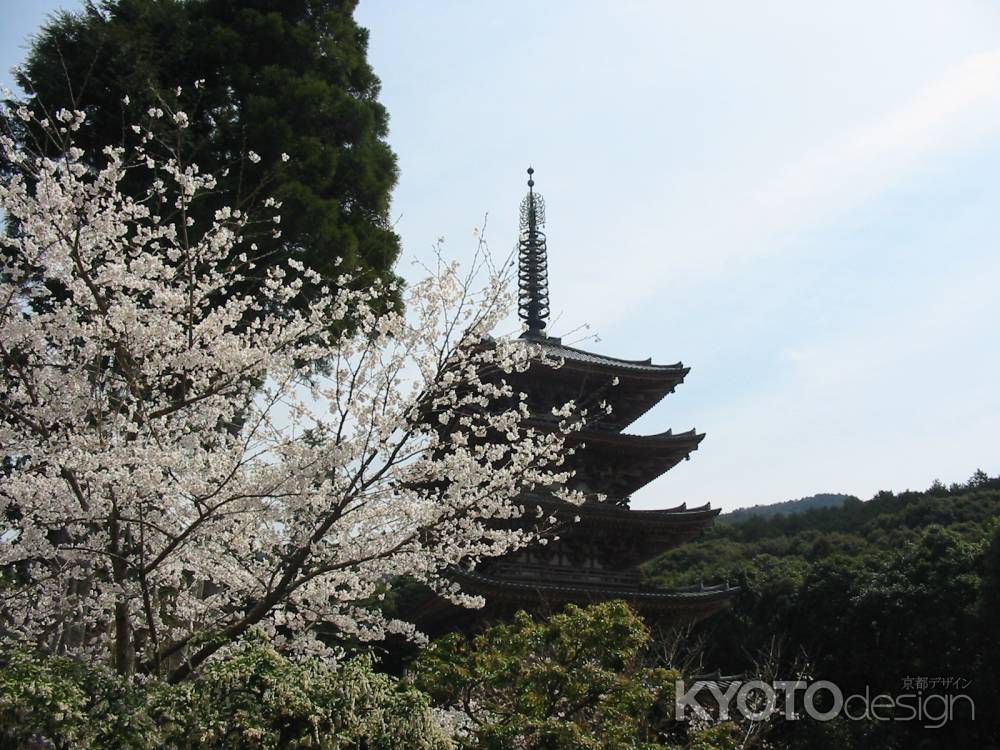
508 340 691 430
521 495 721 528
445 568 737 623
571 427 705 452
561 428 705 498
532 338 687 374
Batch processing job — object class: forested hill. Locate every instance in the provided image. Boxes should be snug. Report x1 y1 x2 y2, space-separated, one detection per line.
644 469 1000 749
721 493 854 523
645 468 1000 587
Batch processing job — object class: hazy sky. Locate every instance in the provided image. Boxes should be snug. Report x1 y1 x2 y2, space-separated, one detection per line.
3 1 999 511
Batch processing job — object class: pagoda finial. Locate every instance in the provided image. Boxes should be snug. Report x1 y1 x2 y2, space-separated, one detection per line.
518 166 550 338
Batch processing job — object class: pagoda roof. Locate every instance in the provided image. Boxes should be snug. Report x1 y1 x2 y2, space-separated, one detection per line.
532 337 688 375
573 425 704 449
506 336 690 431
465 335 686 432
549 425 705 497
449 567 737 613
511 495 719 560
522 494 721 525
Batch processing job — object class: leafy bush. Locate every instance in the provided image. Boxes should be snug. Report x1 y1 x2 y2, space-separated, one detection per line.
1 633 452 750
0 650 155 749
412 600 740 750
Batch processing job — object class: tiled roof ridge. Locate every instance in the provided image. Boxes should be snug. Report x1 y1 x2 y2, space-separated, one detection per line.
521 336 687 373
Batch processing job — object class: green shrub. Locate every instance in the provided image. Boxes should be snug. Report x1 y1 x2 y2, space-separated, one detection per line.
412 600 740 750
0 633 452 750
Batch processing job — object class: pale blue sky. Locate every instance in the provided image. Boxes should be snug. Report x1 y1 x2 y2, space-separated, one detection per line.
4 1 999 510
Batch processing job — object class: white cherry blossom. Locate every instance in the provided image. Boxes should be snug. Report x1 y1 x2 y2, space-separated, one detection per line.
0 107 581 680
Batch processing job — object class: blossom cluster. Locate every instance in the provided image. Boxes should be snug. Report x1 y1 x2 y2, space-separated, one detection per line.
0 106 579 679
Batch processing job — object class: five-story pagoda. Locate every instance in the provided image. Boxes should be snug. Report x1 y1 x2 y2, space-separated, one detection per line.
415 169 734 632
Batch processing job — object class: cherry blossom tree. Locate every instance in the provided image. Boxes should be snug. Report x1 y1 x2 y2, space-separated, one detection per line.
0 102 582 681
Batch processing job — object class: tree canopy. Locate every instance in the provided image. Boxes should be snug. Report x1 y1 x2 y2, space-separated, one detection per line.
643 472 1000 749
5 0 402 317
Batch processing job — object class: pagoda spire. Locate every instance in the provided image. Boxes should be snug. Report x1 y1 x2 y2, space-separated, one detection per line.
518 167 550 338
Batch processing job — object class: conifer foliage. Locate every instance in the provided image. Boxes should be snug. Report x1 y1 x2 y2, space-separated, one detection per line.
5 0 402 319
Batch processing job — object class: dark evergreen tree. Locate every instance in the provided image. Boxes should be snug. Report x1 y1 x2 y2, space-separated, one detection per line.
4 0 401 320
